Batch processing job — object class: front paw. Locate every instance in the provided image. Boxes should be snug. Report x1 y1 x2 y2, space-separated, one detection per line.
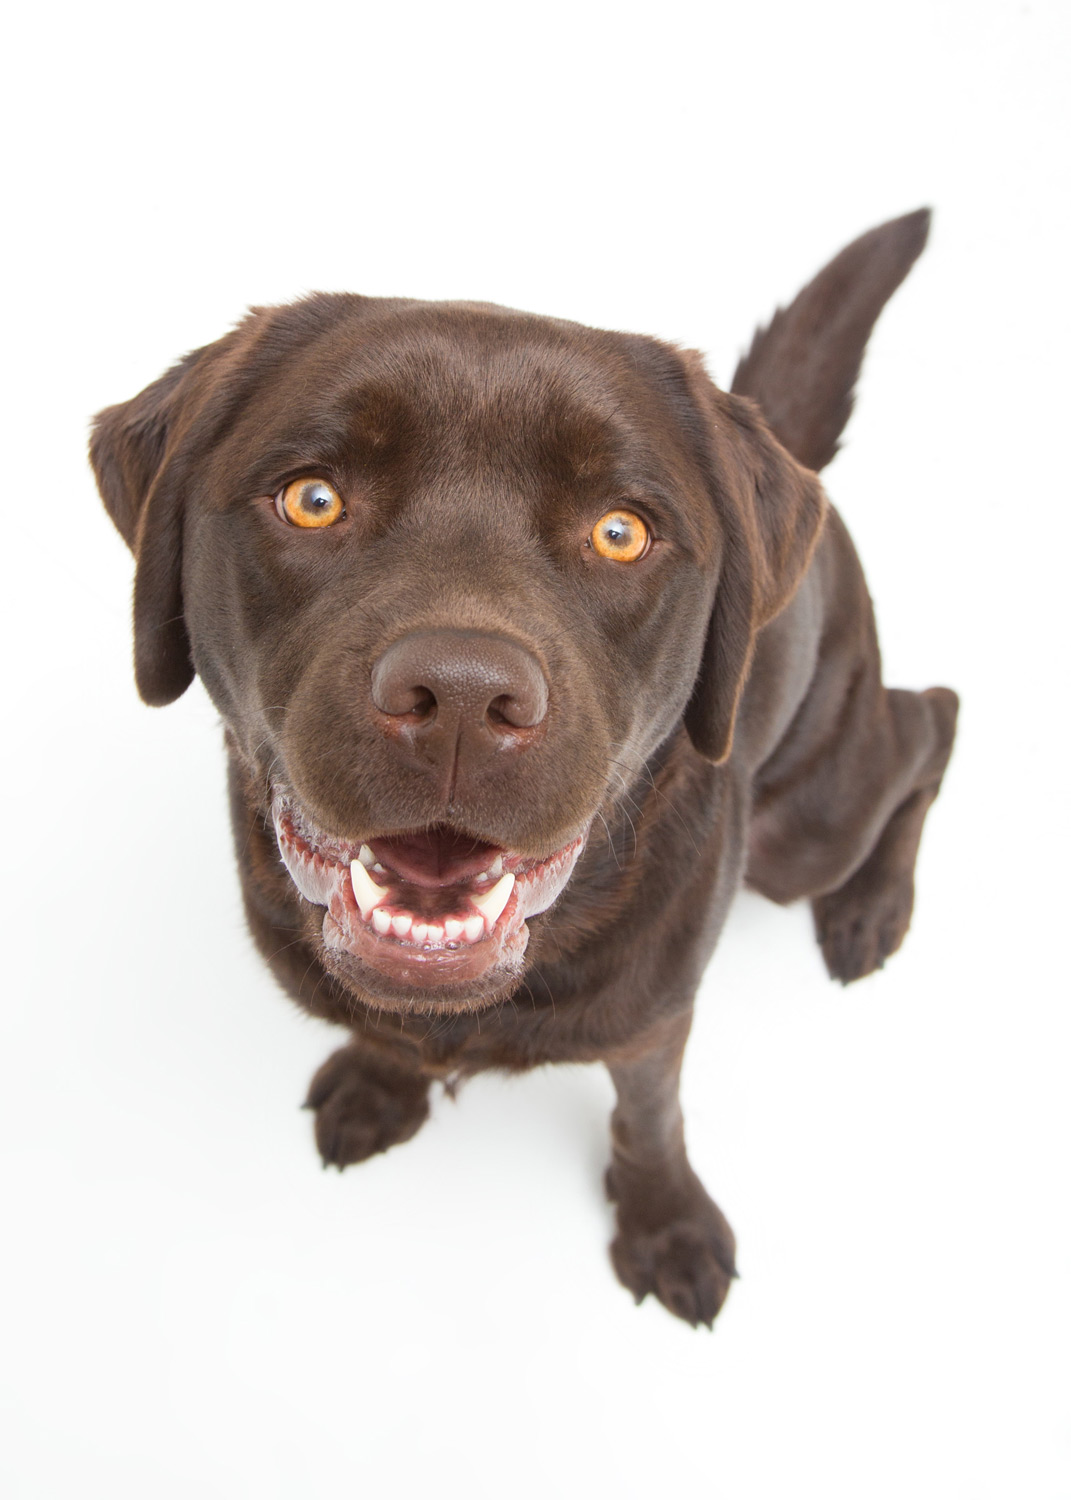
304 1045 430 1169
607 1167 738 1328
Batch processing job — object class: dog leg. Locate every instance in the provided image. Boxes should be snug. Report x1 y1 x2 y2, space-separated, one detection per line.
812 685 959 983
605 1014 737 1327
749 656 958 981
304 1040 431 1169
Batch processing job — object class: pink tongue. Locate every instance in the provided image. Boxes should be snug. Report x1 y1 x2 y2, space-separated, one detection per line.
368 827 503 890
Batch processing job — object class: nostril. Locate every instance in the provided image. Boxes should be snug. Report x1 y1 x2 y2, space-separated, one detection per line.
407 686 437 722
370 656 437 719
488 691 544 731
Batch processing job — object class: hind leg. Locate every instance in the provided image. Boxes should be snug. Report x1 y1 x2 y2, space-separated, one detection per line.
748 684 958 982
811 686 958 981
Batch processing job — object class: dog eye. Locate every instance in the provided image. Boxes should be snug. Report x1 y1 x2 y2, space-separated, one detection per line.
276 478 346 528
589 509 649 562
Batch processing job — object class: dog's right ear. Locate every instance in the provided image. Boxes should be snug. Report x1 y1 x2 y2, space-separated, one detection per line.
90 348 207 707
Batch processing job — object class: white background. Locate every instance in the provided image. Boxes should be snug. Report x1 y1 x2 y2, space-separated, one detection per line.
2 1 1069 1495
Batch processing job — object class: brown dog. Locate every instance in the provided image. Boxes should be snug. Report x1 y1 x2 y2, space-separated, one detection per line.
90 210 957 1327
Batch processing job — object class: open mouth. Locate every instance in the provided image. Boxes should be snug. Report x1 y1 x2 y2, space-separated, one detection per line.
271 794 587 995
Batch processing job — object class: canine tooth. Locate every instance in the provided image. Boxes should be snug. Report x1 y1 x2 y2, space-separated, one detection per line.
350 858 389 918
372 908 392 935
463 916 484 943
470 871 514 928
487 855 504 878
356 844 376 869
444 918 464 941
392 914 413 939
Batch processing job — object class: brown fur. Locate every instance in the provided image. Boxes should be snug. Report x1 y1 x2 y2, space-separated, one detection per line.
90 210 957 1327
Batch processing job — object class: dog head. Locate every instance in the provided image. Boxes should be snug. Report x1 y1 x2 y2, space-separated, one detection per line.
91 296 824 1013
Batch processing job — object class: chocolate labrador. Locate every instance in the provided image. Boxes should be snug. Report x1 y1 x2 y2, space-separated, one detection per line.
90 210 957 1327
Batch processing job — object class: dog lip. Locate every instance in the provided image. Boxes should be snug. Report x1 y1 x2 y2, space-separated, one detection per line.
271 792 576 885
271 791 588 993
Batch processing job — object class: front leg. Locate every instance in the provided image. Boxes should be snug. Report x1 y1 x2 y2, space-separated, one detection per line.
606 1013 737 1327
305 1037 431 1169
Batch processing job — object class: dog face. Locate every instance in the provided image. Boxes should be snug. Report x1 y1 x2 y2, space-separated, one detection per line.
91 295 824 1015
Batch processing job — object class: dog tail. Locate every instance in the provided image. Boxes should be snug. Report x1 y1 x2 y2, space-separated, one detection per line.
731 209 930 473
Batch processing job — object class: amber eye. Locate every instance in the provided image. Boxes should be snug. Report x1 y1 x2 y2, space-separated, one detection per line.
589 509 650 562
276 477 346 528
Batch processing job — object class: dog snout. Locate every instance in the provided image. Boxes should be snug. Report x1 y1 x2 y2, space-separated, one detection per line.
370 629 549 764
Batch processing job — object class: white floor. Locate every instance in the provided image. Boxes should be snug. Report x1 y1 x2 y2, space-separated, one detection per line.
3 2 1069 1495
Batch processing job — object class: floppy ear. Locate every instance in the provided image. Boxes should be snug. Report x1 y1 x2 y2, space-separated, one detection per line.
678 353 827 764
89 348 206 707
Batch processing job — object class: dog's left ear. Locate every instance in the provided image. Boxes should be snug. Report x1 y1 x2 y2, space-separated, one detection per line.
677 352 827 764
89 347 210 707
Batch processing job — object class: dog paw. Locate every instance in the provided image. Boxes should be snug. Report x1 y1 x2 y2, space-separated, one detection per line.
304 1046 430 1169
813 870 915 984
608 1179 738 1328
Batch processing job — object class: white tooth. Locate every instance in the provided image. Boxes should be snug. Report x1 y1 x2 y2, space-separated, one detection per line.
372 908 392 935
470 871 515 928
350 858 389 918
392 914 412 939
425 923 444 944
357 844 376 869
411 922 430 943
487 855 504 879
463 916 484 943
444 918 464 941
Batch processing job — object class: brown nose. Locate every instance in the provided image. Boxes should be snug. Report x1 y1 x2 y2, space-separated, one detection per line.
370 630 548 763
